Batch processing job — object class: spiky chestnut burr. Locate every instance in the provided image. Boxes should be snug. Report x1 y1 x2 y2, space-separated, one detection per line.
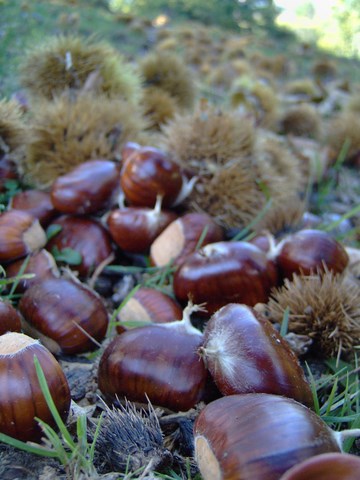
267 271 360 358
94 400 172 474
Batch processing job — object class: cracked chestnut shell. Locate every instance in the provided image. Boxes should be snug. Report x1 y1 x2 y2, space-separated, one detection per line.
0 332 70 441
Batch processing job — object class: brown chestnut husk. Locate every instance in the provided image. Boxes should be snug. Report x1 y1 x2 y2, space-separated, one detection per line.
0 332 71 441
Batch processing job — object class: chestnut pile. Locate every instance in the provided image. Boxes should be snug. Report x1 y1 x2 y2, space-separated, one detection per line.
0 142 359 479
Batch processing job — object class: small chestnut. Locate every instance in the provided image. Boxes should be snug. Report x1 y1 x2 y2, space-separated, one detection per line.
116 286 183 333
120 145 183 208
0 299 22 335
19 277 109 355
173 241 278 314
46 215 113 277
275 229 349 280
0 210 47 263
51 159 120 215
6 249 60 292
0 332 71 441
10 189 58 227
279 452 360 480
200 303 314 407
107 196 177 253
194 393 341 480
150 212 224 268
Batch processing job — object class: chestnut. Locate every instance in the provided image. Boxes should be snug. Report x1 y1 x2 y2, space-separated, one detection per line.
51 159 120 215
279 452 360 480
0 210 47 263
173 241 278 314
200 303 314 407
19 277 109 354
6 249 59 292
116 286 183 333
194 393 341 480
0 332 71 441
0 155 18 192
150 212 224 268
46 215 113 277
120 145 183 208
121 141 141 161
98 303 208 411
0 299 22 335
107 196 177 253
10 189 58 227
275 229 349 280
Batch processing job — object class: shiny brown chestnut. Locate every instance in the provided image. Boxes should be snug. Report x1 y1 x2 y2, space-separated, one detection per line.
275 229 349 280
116 286 183 333
98 304 207 411
120 146 183 208
10 189 58 227
173 241 278 314
150 212 224 268
107 196 177 253
46 215 113 277
200 303 314 407
121 141 141 161
0 332 71 441
51 159 120 215
6 249 60 292
279 452 360 480
194 394 341 480
0 210 47 263
0 299 22 335
19 277 109 354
